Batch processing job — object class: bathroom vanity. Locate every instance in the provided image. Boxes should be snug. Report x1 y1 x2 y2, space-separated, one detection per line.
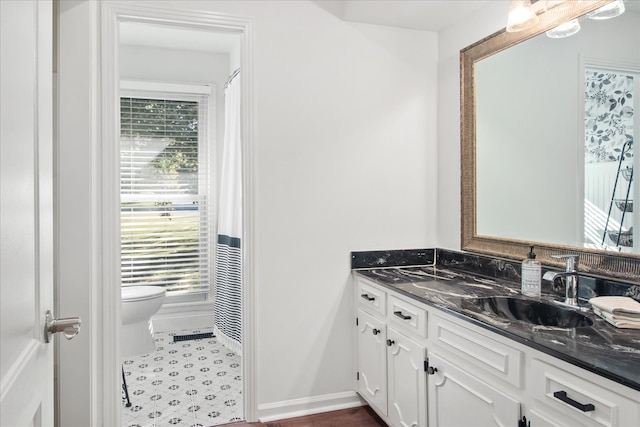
352 249 640 427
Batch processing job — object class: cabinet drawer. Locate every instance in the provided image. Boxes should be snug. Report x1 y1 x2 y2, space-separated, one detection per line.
387 295 427 337
357 279 386 316
531 358 640 427
430 314 523 388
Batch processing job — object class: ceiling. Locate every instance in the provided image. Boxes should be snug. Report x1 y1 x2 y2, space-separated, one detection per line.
318 0 640 31
120 1 500 53
311 0 499 32
120 1 639 52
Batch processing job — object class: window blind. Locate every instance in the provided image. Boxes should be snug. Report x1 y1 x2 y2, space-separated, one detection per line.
120 95 210 296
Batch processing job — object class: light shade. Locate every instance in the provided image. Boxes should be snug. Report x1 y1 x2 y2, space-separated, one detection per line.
506 0 539 32
587 0 625 20
546 19 581 38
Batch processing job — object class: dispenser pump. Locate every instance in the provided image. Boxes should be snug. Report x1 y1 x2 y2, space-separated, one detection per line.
527 246 536 260
521 245 541 296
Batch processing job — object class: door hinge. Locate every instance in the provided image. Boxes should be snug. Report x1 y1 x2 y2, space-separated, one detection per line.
424 360 428 372
518 416 530 427
357 371 360 381
356 317 359 326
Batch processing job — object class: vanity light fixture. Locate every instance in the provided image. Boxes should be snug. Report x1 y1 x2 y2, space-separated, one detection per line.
546 18 581 38
506 0 539 32
587 0 625 20
542 0 564 10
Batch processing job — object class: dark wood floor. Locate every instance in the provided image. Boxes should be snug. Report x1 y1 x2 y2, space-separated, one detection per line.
218 406 387 427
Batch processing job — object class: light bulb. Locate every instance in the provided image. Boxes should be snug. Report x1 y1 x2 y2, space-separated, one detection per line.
506 0 540 32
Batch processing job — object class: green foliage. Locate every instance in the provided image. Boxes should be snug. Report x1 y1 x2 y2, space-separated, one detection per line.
120 97 199 176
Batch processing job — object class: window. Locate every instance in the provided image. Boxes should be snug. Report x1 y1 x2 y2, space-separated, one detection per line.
120 83 213 302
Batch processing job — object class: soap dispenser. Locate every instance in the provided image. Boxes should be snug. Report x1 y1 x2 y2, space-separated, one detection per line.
521 245 541 296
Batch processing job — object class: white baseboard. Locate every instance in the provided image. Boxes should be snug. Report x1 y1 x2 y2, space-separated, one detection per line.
257 391 366 422
151 303 214 333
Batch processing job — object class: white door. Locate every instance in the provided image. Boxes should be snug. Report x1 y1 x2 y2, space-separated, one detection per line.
0 1 55 425
427 352 520 427
357 309 388 416
387 327 427 427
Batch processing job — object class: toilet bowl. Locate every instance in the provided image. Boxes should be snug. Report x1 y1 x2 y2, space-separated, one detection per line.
121 286 166 358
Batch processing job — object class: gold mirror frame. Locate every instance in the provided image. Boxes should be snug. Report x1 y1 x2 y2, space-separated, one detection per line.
461 0 640 282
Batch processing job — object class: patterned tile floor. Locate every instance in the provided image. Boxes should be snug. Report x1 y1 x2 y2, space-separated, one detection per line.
122 328 243 427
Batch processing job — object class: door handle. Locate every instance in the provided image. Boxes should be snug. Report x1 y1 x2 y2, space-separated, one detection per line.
44 310 81 343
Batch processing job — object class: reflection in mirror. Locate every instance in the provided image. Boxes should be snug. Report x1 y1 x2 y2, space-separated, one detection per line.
584 65 637 252
475 5 639 252
461 0 640 280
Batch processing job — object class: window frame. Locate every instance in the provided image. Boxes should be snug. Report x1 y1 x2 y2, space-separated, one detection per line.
119 80 216 304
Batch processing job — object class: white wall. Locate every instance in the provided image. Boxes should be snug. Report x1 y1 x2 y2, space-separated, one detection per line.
200 0 438 411
57 1 100 425
57 0 438 423
437 1 508 251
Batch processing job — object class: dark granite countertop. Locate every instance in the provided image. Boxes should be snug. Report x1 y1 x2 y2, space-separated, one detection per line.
354 265 640 392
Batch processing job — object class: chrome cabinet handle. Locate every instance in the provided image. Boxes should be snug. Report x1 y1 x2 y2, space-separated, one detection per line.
44 310 81 343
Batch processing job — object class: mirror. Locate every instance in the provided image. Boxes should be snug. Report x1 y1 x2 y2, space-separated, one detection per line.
461 0 640 281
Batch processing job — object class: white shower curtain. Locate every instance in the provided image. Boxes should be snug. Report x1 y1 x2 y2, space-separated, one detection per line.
214 70 242 354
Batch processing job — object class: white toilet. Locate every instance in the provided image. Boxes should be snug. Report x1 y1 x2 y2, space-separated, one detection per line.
121 286 166 357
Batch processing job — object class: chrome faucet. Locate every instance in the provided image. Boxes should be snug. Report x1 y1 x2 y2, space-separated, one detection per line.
542 254 580 307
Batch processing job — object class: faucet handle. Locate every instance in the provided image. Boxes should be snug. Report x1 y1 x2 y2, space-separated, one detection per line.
551 254 579 270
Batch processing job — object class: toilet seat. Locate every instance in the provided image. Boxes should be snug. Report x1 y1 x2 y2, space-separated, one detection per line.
122 286 166 302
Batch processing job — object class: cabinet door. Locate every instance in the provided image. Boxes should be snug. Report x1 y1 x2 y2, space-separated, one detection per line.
427 352 520 427
357 309 387 416
387 327 427 427
526 409 566 427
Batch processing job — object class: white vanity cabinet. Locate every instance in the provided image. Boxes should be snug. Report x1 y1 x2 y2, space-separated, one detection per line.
354 275 640 427
425 313 640 427
427 353 520 427
528 356 640 427
356 278 428 427
426 313 524 427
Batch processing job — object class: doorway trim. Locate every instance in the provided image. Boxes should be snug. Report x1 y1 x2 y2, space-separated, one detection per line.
100 2 256 423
